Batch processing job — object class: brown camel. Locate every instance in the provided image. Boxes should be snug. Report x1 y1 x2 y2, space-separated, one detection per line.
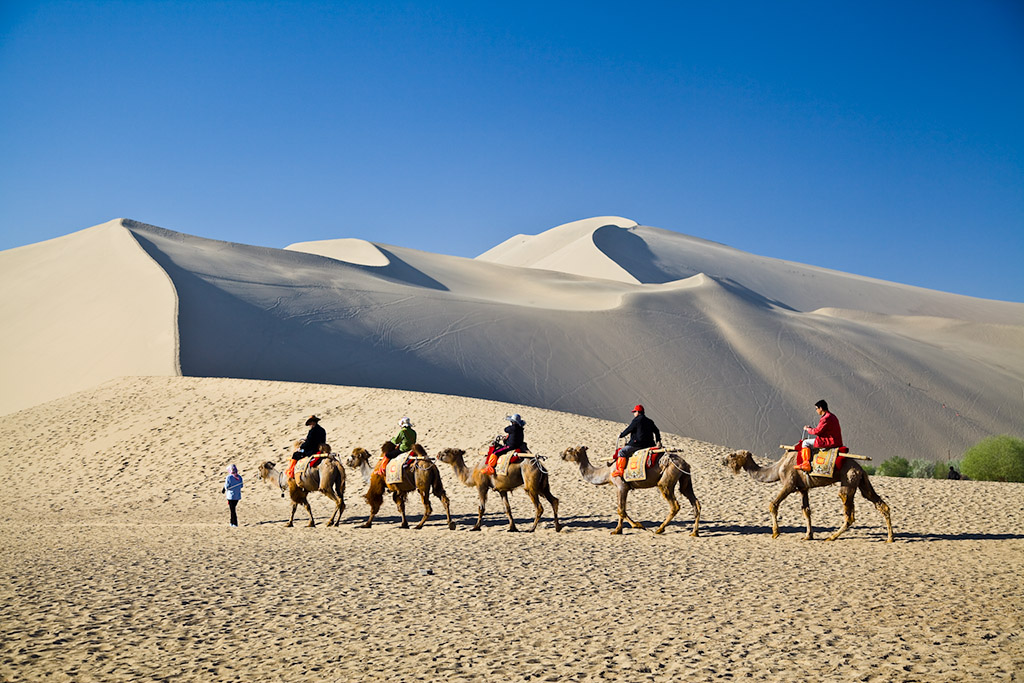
258 444 346 527
346 442 455 530
436 447 562 532
722 450 894 542
560 445 700 536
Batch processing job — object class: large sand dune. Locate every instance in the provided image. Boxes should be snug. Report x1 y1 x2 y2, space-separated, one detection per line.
1 217 1021 462
0 376 1020 681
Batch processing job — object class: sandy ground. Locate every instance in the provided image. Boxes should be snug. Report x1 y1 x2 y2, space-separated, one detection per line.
1 376 1022 682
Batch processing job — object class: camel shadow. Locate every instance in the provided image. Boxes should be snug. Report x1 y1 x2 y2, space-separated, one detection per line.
897 531 1024 543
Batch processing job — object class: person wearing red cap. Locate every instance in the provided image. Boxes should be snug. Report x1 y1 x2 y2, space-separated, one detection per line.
613 405 662 478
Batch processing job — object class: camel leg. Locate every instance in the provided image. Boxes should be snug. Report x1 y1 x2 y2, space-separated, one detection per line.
359 497 379 528
545 489 562 532
471 486 488 531
439 491 455 531
304 501 315 528
395 492 409 529
287 501 298 527
526 488 544 532
857 476 895 543
800 490 812 540
768 487 793 538
499 491 518 532
613 485 643 534
654 483 680 534
415 489 432 530
826 486 856 541
679 475 700 537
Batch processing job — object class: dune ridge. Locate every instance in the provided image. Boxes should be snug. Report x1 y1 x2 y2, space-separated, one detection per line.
1 217 1021 463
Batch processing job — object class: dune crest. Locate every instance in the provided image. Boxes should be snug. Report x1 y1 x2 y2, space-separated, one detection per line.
285 237 390 266
2 216 1021 462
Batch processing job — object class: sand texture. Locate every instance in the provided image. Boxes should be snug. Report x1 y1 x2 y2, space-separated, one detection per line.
1 376 1021 682
2 217 1022 461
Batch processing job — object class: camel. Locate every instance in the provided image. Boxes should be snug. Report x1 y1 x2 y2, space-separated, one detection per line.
346 442 455 530
722 450 894 542
560 445 700 536
436 447 562 532
258 443 346 527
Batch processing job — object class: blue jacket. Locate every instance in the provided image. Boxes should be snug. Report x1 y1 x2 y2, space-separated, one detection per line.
224 474 243 500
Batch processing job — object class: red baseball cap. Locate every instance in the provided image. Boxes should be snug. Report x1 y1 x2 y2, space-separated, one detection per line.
633 404 644 413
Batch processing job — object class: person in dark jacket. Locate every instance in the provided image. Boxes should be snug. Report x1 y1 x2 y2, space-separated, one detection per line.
288 415 326 480
483 414 527 475
612 404 662 478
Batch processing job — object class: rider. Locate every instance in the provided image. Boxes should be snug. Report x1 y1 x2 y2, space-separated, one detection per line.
613 404 662 478
795 399 843 472
288 415 327 480
374 417 417 477
483 413 527 475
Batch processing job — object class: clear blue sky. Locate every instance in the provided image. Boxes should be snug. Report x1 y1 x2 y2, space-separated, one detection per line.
2 1 1022 302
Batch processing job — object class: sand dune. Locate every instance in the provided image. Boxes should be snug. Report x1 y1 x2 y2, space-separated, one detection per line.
0 376 1020 682
1 217 1021 463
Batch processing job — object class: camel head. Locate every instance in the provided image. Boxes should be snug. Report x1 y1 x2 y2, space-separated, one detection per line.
561 445 587 463
347 447 371 469
436 448 465 465
722 450 753 473
258 461 278 480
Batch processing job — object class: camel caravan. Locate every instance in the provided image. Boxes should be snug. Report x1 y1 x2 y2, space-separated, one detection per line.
258 403 895 542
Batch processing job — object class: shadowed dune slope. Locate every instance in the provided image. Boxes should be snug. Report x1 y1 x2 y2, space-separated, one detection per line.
2 217 1022 461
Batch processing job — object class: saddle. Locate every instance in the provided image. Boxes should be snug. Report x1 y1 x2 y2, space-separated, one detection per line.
623 447 661 482
808 446 849 478
495 451 530 476
385 453 412 484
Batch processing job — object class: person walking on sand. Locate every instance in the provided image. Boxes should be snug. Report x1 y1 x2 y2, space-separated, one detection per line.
612 404 662 478
795 399 843 472
223 464 243 527
288 415 326 480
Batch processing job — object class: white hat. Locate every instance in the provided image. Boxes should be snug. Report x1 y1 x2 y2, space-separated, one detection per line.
399 417 413 428
508 413 525 426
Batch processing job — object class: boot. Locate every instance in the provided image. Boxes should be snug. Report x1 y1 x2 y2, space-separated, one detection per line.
483 453 498 475
797 447 812 472
612 456 627 478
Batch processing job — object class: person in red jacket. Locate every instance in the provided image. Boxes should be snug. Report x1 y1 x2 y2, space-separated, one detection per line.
795 399 843 471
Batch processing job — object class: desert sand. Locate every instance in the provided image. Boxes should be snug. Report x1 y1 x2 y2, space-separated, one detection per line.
2 217 1022 461
1 376 1021 682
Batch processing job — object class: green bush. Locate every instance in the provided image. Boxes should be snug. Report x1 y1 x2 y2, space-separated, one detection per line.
961 435 1024 482
862 464 876 475
877 456 910 477
908 458 935 479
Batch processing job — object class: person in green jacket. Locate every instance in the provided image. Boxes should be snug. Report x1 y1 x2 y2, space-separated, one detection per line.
374 417 417 477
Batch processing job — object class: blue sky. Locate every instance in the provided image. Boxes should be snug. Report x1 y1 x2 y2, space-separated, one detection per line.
2 1 1022 302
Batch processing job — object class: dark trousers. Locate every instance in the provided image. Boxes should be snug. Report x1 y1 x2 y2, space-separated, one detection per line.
228 499 239 526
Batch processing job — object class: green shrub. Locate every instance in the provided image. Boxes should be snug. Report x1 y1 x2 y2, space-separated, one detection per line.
908 458 935 479
862 464 876 475
877 456 910 477
961 435 1024 482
